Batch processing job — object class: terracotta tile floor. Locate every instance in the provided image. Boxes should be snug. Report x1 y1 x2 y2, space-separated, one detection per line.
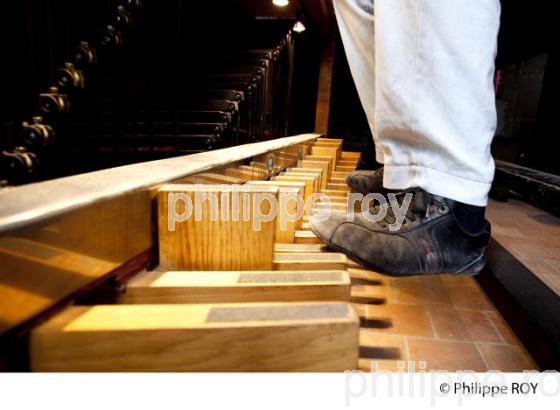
350 262 538 372
486 198 560 296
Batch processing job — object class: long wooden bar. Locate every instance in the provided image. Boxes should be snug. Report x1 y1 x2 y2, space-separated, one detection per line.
118 270 351 303
30 302 360 372
158 184 278 271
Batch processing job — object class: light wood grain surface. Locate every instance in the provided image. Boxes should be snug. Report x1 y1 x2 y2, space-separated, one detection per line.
273 252 347 270
30 302 359 371
119 269 351 303
158 185 278 271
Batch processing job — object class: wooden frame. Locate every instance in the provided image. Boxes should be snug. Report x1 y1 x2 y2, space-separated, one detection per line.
0 134 319 340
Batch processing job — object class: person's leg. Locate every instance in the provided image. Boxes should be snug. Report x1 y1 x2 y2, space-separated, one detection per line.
334 0 389 194
333 0 382 161
375 0 501 206
310 0 501 276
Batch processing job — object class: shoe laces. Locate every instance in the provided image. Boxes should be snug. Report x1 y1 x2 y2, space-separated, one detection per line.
371 189 447 229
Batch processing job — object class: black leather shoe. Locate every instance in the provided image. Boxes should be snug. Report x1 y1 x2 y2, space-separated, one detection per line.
309 188 491 276
345 168 388 195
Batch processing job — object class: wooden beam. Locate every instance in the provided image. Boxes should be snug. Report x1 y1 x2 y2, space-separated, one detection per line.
282 171 321 193
341 151 361 161
272 175 316 202
335 166 356 173
238 165 269 177
312 145 340 169
285 168 325 191
274 243 331 253
314 39 336 134
273 252 347 271
331 171 351 179
294 230 323 245
118 270 351 304
321 189 349 198
30 302 360 371
246 181 306 230
327 182 351 191
158 184 278 271
337 160 359 168
224 168 264 181
297 159 331 188
192 173 245 184
318 138 344 143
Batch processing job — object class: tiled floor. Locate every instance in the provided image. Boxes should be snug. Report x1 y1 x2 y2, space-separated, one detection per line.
486 198 560 295
350 262 538 372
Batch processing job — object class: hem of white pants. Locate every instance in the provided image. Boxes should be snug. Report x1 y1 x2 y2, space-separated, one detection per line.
375 145 385 163
383 164 491 206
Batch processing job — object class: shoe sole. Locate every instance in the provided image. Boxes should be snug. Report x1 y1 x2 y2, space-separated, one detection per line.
454 252 487 276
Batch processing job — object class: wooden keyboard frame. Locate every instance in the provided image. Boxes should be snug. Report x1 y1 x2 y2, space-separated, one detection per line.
0 133 320 358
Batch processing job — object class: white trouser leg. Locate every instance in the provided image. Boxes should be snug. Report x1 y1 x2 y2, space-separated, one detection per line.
335 0 501 206
332 0 384 162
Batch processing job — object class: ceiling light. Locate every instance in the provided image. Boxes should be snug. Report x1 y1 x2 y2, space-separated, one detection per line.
272 0 289 7
293 20 306 33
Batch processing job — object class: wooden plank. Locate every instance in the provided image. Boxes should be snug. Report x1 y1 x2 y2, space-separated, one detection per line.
304 155 334 164
274 243 331 253
273 186 302 243
295 230 323 245
282 171 321 194
321 189 349 198
238 165 269 177
321 189 348 198
285 167 324 191
336 161 358 170
158 184 278 271
311 208 347 216
336 166 357 173
275 187 300 244
194 173 245 184
314 38 335 134
249 162 282 174
274 252 347 271
225 168 263 181
331 171 351 179
311 146 339 169
176 173 244 185
337 160 358 167
297 159 331 189
340 151 361 161
329 177 346 184
313 143 342 150
301 144 312 156
246 181 305 230
272 175 315 202
317 138 343 144
313 202 347 211
321 195 347 204
176 176 213 184
119 269 351 304
279 144 306 157
0 192 152 339
272 152 300 168
327 183 351 192
314 138 342 145
30 302 360 371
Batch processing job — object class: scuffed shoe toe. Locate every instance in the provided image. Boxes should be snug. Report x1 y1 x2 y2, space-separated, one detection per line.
345 168 385 195
308 211 348 244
